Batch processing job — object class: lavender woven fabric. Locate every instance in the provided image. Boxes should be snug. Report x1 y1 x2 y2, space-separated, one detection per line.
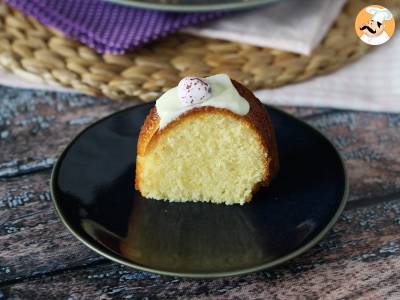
5 0 224 53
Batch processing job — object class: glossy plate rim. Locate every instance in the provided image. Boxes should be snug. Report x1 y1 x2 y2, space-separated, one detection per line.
50 104 349 278
101 0 280 12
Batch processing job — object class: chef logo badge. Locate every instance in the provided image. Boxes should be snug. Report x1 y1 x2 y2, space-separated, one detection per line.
355 5 395 45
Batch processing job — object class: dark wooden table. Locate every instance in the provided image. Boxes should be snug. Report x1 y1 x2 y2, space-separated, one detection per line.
0 85 399 299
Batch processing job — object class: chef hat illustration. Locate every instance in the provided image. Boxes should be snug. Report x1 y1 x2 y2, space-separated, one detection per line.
366 7 393 24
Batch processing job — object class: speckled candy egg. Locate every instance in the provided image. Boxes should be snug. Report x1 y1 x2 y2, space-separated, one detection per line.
178 77 212 106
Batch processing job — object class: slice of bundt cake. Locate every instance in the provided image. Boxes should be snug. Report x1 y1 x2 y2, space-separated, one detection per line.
135 74 279 205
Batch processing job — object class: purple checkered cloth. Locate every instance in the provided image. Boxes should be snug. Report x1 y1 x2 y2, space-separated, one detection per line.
5 0 224 54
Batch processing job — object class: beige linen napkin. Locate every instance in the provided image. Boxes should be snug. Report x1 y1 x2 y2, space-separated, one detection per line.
185 0 346 55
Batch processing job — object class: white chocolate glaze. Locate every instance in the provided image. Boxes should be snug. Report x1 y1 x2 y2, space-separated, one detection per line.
155 74 250 129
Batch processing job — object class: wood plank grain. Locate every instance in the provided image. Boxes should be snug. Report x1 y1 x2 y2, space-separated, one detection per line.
0 87 134 178
0 171 105 283
306 111 400 201
1 198 399 299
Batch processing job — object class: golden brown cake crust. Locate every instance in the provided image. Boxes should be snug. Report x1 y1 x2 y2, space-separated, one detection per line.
135 80 279 197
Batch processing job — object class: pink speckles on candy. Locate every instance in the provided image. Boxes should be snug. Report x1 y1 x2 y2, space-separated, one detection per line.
178 77 212 106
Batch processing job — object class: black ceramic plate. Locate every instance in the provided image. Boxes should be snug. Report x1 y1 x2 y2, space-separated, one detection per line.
51 104 348 278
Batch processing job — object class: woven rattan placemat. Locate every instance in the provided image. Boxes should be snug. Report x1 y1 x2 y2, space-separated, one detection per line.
0 0 398 101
